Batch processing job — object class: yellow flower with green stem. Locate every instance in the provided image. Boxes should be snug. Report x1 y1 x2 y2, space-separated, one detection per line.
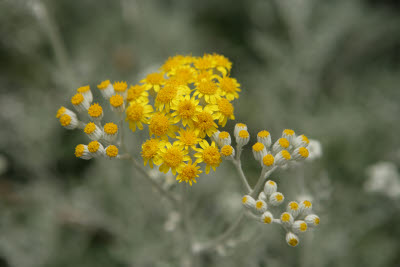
158 142 191 175
194 140 222 174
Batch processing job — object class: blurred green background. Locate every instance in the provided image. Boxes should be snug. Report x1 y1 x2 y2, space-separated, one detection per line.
1 0 400 266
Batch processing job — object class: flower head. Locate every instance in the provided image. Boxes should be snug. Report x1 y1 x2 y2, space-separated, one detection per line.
194 140 222 174
176 160 202 186
158 142 190 175
141 138 165 168
148 112 178 139
125 100 153 132
141 72 165 92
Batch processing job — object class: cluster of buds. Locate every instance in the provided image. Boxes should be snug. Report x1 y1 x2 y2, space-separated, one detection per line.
242 179 320 247
56 82 128 160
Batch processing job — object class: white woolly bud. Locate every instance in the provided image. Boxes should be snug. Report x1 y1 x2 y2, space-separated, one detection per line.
299 200 312 215
264 180 277 196
269 192 284 206
286 232 300 247
304 214 320 227
292 220 308 234
258 192 268 202
260 211 274 224
255 199 268 213
257 130 272 149
287 201 300 218
242 195 256 210
280 212 294 227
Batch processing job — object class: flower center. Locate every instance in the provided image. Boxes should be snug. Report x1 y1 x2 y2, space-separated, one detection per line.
75 145 85 157
220 77 237 93
219 131 229 139
283 129 295 136
300 222 307 232
149 113 170 136
275 193 283 201
281 213 291 222
217 98 234 116
146 73 164 84
88 103 103 118
298 147 309 158
202 147 221 165
113 81 127 92
84 122 96 134
256 201 264 209
156 86 177 103
59 114 71 126
196 112 214 130
71 93 84 105
141 139 159 159
88 141 100 153
262 155 274 166
281 150 291 160
97 80 110 90
178 100 196 118
180 131 197 146
221 145 233 156
197 80 218 95
289 202 299 210
239 130 249 138
163 147 183 167
180 164 197 181
77 85 90 93
104 123 118 135
258 130 270 138
252 142 265 152
126 103 144 122
106 145 118 157
110 94 124 107
278 138 289 148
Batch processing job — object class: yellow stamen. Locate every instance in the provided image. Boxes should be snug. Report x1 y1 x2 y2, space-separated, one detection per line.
77 85 90 93
88 103 103 118
258 130 270 138
217 98 234 116
75 144 85 158
281 150 291 160
56 106 66 118
84 122 96 134
104 123 118 135
113 81 127 92
252 142 265 152
106 145 118 158
239 130 249 138
110 94 124 107
278 138 289 148
97 80 110 90
298 147 309 158
262 154 274 166
88 141 100 153
59 114 71 126
71 93 84 105
221 145 233 156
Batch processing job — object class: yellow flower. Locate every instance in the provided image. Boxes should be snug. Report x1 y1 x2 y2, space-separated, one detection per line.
158 142 190 175
192 105 219 138
193 79 221 104
125 100 153 132
127 84 149 103
214 98 235 127
170 95 202 127
194 70 216 84
194 140 222 174
167 65 196 84
175 128 202 151
148 112 178 139
217 76 241 101
140 72 165 92
211 53 232 76
141 138 165 168
176 160 202 186
194 54 216 70
161 55 193 73
154 82 178 112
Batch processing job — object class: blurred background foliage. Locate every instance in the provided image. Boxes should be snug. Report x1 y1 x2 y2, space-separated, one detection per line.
1 0 400 266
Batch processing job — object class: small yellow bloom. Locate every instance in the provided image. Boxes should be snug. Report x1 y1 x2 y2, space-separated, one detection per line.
141 138 165 168
158 142 190 175
194 140 222 174
217 76 241 101
175 128 202 151
148 112 178 139
194 54 216 70
161 55 193 73
192 105 219 138
176 160 202 186
193 79 221 104
140 72 165 92
127 84 149 103
170 95 202 127
214 98 235 127
154 83 178 112
125 100 153 132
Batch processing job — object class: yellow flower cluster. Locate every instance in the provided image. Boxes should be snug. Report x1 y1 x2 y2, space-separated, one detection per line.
128 54 241 185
